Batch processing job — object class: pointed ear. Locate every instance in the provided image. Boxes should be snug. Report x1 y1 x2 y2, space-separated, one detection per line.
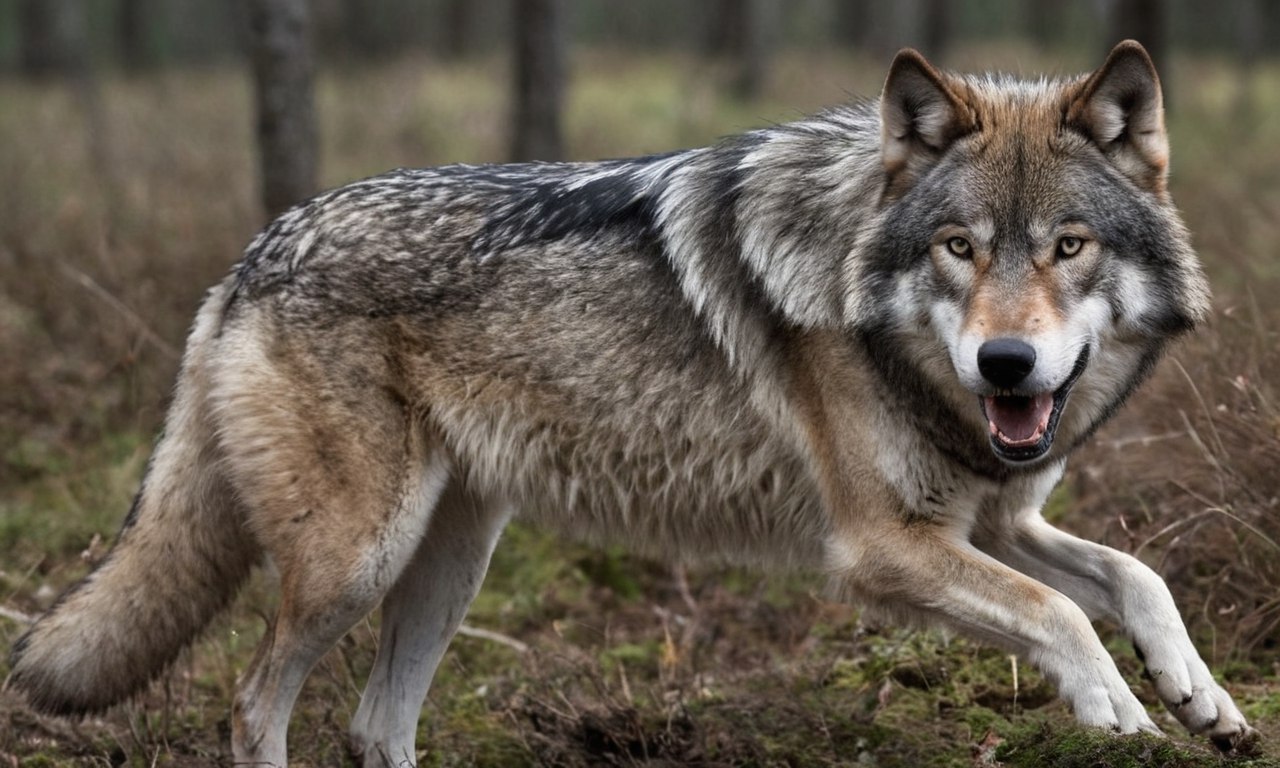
880 48 977 178
1066 40 1169 194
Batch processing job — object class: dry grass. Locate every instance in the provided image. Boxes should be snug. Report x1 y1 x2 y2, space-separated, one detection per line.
1 45 1278 766
1063 55 1280 666
1071 299 1280 662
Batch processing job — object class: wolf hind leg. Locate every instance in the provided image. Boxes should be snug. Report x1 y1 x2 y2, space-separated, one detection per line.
349 483 513 768
228 433 451 767
211 342 451 766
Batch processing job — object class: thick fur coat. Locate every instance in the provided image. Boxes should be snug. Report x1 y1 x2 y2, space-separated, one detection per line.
9 42 1254 767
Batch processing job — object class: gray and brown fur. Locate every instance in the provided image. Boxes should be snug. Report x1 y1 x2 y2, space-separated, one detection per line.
8 43 1255 766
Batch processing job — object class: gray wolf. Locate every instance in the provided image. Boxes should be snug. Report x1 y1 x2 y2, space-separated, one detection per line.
7 42 1256 766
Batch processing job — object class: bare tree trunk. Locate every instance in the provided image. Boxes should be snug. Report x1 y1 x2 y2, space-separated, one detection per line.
443 0 475 60
1233 0 1262 120
884 0 923 57
1110 0 1167 69
1110 0 1168 108
1025 0 1062 50
342 0 382 59
19 0 85 78
510 0 565 162
248 0 319 219
118 0 161 72
706 0 767 99
1234 0 1262 69
833 0 874 50
921 0 950 62
1265 1 1280 56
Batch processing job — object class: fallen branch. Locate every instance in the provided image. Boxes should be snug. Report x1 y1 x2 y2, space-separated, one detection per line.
0 605 34 625
456 623 528 654
57 261 180 361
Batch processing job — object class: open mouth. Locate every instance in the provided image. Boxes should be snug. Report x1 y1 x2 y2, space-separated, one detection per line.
979 346 1090 463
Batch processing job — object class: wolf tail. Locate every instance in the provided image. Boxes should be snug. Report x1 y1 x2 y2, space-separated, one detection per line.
7 284 259 715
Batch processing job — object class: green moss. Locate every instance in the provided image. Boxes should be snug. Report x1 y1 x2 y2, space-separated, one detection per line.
0 430 150 566
575 547 645 600
426 690 536 768
12 756 60 768
601 640 660 675
1041 481 1075 524
997 724 1280 768
1243 690 1280 722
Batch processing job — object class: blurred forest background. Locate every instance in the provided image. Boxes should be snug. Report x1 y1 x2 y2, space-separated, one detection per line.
1 0 1279 765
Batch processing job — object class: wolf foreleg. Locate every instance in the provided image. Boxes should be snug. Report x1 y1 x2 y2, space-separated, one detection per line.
975 515 1254 750
832 527 1159 734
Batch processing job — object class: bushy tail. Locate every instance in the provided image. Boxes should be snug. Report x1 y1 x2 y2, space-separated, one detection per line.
7 286 259 715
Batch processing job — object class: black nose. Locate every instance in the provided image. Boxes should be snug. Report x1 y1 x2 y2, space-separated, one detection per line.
977 338 1037 389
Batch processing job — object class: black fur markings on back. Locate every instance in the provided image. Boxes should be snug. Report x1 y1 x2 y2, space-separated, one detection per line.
227 151 692 312
470 151 687 257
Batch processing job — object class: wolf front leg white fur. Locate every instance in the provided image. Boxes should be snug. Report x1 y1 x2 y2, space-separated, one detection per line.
975 512 1254 748
828 521 1159 735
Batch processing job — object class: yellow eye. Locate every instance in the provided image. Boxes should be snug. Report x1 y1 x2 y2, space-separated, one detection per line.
1057 236 1084 258
946 237 972 258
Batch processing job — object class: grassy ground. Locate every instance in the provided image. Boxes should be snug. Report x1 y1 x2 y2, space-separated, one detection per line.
1 44 1279 766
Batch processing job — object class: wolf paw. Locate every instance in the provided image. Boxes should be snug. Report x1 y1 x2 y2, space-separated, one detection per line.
1069 684 1160 735
1211 724 1262 756
1140 643 1252 747
1171 685 1256 753
1168 683 1243 730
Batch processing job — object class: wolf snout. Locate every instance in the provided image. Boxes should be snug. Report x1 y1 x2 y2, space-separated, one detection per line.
977 338 1037 389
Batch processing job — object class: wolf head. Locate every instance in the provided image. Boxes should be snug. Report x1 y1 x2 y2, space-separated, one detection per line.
856 41 1209 465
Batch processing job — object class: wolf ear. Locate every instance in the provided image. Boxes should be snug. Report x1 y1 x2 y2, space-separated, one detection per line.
880 48 977 179
1066 40 1169 194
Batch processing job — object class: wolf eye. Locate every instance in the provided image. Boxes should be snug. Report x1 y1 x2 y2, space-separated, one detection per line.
945 237 972 258
1057 236 1084 258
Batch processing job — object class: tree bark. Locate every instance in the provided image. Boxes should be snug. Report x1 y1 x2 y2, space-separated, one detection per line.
118 0 161 72
833 0 874 50
706 0 767 99
1232 0 1261 120
19 0 86 78
1025 0 1062 50
248 0 319 219
1110 0 1167 70
510 0 566 162
921 0 950 62
443 0 475 60
342 0 382 59
1265 0 1280 56
1110 0 1168 109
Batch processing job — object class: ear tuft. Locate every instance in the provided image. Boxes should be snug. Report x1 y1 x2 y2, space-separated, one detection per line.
880 48 977 179
1066 40 1169 194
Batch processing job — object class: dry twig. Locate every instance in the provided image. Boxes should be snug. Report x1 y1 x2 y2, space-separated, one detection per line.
0 605 34 625
456 622 529 654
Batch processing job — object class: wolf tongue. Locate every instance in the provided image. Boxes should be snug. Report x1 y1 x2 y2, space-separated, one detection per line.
985 393 1053 444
